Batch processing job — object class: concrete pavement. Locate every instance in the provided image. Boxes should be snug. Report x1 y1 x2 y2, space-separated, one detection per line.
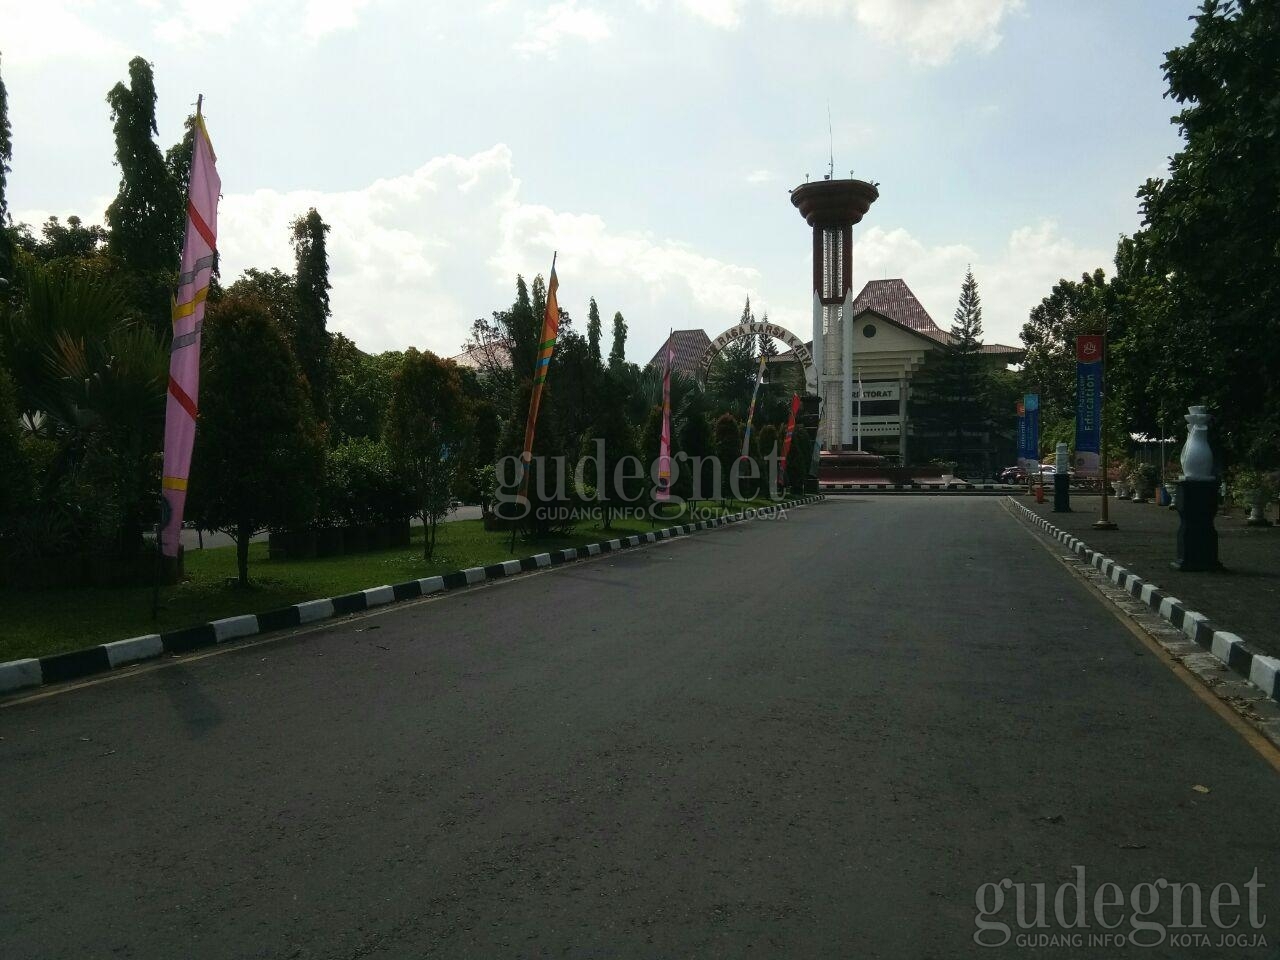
2 497 1278 958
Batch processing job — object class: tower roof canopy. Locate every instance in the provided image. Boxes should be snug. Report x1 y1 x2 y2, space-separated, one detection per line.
790 178 879 228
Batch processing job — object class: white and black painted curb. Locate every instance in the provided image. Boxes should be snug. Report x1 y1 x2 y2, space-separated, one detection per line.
0 496 825 697
1010 499 1280 705
823 482 1022 493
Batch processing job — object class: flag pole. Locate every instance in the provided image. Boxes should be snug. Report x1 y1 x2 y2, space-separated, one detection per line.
510 251 558 554
856 373 863 452
154 91 208 619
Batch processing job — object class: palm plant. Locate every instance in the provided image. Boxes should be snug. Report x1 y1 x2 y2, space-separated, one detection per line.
2 258 167 561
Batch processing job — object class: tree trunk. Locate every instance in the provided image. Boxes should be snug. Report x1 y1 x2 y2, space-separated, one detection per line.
236 522 250 588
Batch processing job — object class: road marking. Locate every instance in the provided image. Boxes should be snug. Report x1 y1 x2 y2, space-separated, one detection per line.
1001 499 1280 775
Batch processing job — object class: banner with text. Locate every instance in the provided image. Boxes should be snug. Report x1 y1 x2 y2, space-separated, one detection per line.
1016 400 1027 469
1023 394 1040 468
1075 335 1103 477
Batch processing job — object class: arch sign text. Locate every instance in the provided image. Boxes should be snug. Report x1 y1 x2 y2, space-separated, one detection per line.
698 321 813 378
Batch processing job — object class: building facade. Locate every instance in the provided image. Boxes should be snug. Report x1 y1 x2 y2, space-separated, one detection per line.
769 278 1023 461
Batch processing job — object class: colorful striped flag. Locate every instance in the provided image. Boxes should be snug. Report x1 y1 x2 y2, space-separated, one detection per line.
778 392 801 488
159 103 220 558
656 331 674 501
516 256 560 501
740 354 768 459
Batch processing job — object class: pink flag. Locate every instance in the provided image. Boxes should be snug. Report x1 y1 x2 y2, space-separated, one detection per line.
655 331 674 501
160 106 220 557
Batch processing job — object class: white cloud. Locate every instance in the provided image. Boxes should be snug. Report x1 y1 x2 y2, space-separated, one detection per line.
852 219 1110 345
670 0 1024 65
514 1 611 56
745 169 775 184
213 144 761 360
0 0 378 56
677 0 744 29
0 1 130 67
152 0 375 45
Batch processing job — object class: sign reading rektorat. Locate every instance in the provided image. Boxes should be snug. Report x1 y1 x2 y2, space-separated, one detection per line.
1075 335 1103 477
851 381 899 401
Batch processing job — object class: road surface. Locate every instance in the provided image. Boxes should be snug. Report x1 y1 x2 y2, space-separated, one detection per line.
3 497 1277 958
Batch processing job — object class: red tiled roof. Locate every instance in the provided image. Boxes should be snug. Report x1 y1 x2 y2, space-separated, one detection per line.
647 329 713 378
448 339 511 370
852 279 940 333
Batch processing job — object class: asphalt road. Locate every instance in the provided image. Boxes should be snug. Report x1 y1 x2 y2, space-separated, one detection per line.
3 498 1278 959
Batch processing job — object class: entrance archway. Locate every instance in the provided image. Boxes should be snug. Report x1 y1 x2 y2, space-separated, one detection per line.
698 321 814 391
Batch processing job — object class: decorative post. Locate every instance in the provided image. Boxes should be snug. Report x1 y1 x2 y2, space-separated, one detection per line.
1173 405 1221 571
1053 441 1071 512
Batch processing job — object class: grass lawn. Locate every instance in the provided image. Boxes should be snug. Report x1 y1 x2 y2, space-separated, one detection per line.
0 497 780 663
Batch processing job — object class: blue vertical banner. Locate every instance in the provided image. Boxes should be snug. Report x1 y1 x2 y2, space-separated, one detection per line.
1075 335 1103 477
1016 399 1027 469
1024 393 1040 467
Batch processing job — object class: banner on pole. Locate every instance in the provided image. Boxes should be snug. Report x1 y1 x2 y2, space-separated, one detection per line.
740 354 768 459
656 332 673 501
778 393 801 488
160 105 220 558
1023 393 1041 469
1075 335 1103 477
1016 400 1027 470
516 257 560 502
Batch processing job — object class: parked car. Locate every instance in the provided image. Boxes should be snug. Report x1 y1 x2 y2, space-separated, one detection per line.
1039 464 1075 479
998 466 1027 484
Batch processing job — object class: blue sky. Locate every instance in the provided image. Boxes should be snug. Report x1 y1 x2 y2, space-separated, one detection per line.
3 0 1193 360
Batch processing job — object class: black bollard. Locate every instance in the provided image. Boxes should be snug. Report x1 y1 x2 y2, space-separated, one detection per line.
1172 479 1222 571
1053 473 1070 512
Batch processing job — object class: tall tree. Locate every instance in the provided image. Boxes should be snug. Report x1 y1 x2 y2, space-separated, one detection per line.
713 413 742 501
18 216 108 262
707 335 758 418
0 53 12 281
327 333 400 443
104 58 182 273
385 349 472 558
3 259 167 561
584 369 636 529
608 310 628 369
504 275 539 390
229 268 298 337
291 208 333 423
0 365 24 525
757 311 778 359
1018 269 1112 430
1133 0 1280 467
586 297 602 367
679 392 714 503
189 294 324 586
914 269 993 471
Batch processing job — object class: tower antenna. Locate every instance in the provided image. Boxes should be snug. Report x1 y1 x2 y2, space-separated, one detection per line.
827 102 834 180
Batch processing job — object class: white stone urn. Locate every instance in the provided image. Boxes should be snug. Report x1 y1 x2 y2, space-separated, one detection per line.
1244 492 1268 524
1180 405 1215 481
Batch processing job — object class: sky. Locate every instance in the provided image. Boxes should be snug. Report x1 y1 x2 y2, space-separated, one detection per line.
3 0 1194 363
